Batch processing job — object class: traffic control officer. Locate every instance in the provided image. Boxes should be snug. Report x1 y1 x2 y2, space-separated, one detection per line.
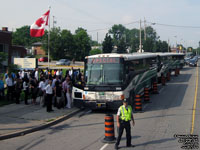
115 99 135 150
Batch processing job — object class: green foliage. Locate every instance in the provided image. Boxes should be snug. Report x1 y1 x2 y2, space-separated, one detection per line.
153 40 169 52
117 38 127 53
12 26 92 61
90 40 100 46
108 24 168 53
102 33 113 53
0 52 7 66
42 28 76 60
8 64 19 74
12 25 44 48
109 24 127 46
89 48 102 55
74 28 91 60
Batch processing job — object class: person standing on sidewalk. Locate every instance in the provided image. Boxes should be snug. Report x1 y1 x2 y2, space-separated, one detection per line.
0 76 5 100
62 76 72 108
6 74 14 101
115 99 135 150
30 78 38 105
44 80 54 112
23 77 29 105
38 78 45 106
14 77 22 104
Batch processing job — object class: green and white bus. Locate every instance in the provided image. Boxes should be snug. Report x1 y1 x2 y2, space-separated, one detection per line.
72 53 158 110
156 53 173 80
171 53 185 70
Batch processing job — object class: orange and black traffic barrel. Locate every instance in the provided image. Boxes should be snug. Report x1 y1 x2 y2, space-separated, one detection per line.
135 94 142 111
144 88 150 103
167 72 170 81
153 82 159 94
102 114 116 143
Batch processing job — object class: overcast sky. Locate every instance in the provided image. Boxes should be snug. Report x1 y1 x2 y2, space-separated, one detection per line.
1 0 200 48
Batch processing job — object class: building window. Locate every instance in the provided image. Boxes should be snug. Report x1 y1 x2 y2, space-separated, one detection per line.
4 44 8 53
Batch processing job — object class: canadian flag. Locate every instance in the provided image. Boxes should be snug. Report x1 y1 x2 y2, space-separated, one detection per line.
30 10 50 37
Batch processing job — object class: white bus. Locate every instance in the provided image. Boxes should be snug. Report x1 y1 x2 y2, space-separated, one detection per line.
72 53 158 109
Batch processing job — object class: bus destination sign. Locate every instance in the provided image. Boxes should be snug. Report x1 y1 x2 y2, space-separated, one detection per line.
88 57 120 64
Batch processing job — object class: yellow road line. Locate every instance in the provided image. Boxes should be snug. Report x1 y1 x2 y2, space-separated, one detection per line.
191 66 198 134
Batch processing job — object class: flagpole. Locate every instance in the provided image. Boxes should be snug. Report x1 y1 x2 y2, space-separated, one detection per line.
48 7 50 68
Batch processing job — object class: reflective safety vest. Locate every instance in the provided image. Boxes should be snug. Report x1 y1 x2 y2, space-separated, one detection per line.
120 105 132 121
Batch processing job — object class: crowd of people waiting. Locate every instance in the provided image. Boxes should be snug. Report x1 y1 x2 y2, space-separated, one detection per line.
0 67 85 112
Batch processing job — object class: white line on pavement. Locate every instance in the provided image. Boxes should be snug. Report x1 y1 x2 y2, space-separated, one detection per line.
158 87 164 93
100 144 109 150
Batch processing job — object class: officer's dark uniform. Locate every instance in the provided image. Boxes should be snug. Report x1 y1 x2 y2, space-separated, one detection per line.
115 99 135 149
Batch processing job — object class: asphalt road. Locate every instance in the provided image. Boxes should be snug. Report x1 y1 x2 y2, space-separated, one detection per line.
0 65 199 150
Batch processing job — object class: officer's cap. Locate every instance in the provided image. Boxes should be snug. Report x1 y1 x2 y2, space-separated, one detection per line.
123 99 128 103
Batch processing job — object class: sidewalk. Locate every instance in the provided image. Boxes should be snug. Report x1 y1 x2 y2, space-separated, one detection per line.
0 98 81 140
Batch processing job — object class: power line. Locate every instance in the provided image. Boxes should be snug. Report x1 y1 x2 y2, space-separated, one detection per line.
88 20 140 32
147 21 200 29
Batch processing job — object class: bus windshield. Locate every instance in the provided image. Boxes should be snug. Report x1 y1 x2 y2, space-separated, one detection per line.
85 58 124 85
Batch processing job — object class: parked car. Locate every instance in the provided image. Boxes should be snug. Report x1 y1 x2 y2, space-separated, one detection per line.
38 57 49 62
56 59 70 66
193 56 198 62
184 57 190 65
189 59 197 67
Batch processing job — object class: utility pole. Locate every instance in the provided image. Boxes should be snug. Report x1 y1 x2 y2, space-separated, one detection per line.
144 18 147 41
139 19 142 53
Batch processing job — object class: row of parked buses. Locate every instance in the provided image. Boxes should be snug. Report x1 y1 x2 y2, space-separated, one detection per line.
72 52 185 110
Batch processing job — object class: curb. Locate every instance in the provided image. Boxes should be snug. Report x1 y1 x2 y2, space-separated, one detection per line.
0 108 82 141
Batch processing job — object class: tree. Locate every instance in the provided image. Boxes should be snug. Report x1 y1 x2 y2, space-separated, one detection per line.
42 27 76 60
89 48 102 55
129 29 139 52
12 25 44 48
42 27 62 60
90 40 100 46
143 26 159 52
60 29 76 59
109 24 127 46
0 52 7 70
74 28 91 60
102 33 113 53
117 38 127 53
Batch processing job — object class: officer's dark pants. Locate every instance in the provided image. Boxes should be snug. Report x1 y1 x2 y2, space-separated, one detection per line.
7 86 13 101
116 121 131 147
24 90 29 104
46 94 53 112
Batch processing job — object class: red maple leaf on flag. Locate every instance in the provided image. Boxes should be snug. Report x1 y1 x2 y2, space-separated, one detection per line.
35 18 45 27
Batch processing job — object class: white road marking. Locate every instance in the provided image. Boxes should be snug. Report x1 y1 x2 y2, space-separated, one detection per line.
143 103 148 110
100 144 109 150
158 87 164 93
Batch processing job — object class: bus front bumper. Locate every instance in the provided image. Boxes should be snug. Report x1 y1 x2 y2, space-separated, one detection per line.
73 99 123 110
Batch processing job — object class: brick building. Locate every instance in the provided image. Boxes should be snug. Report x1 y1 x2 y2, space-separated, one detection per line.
0 27 27 71
32 42 46 55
